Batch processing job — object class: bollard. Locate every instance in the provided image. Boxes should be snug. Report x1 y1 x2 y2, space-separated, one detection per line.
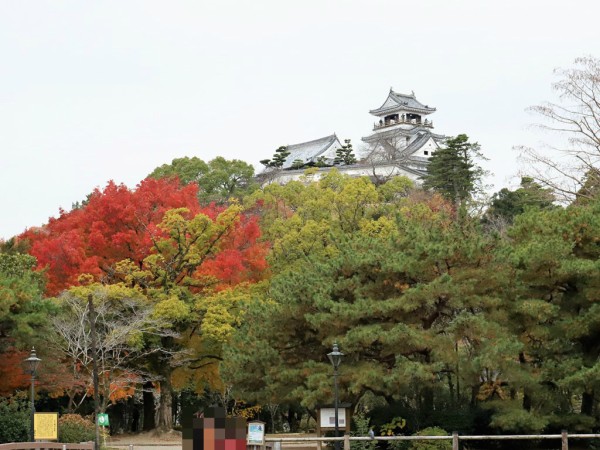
562 431 568 450
129 444 134 450
62 445 66 450
343 434 350 450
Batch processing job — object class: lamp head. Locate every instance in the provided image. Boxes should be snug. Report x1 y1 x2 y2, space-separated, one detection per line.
24 347 41 376
327 343 344 369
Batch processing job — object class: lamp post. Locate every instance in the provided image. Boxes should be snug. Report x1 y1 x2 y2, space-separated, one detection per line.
24 347 41 442
327 343 344 450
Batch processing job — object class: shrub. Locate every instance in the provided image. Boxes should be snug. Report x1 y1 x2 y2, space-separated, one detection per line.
351 412 376 450
0 397 29 443
408 427 451 450
58 414 96 443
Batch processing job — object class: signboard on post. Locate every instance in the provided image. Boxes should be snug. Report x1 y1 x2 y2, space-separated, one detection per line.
319 408 347 429
247 421 265 445
97 413 110 427
34 412 58 440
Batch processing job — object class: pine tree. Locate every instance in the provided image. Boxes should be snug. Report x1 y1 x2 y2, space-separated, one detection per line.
422 134 486 205
260 146 291 168
333 139 357 166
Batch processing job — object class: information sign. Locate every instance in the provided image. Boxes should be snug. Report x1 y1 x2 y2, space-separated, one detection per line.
247 421 265 445
98 413 110 427
34 412 58 440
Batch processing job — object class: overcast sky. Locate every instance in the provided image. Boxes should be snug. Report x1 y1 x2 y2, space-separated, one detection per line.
1 0 599 240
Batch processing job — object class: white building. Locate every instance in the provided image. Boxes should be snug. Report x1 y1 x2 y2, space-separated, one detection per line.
260 89 446 185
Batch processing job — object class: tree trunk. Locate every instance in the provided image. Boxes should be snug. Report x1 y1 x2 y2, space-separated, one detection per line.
582 389 595 416
143 381 156 431
156 377 173 431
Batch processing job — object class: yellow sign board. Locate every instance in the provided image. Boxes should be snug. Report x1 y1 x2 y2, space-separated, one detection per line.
34 412 58 440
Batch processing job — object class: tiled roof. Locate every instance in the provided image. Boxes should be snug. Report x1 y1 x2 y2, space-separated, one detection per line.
370 89 436 116
281 134 341 169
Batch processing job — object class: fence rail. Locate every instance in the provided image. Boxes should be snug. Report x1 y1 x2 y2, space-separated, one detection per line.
264 431 600 450
11 432 600 450
0 443 94 450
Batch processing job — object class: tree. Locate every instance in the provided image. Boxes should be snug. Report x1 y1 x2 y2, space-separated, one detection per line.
51 284 175 413
148 157 209 185
574 167 600 205
260 146 290 169
0 253 47 352
111 205 268 430
22 177 201 296
148 156 257 204
199 157 257 203
422 134 487 206
498 199 600 430
334 139 357 166
518 56 600 202
486 176 555 224
226 174 520 434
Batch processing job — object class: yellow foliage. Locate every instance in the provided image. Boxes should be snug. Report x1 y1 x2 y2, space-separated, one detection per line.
153 295 190 322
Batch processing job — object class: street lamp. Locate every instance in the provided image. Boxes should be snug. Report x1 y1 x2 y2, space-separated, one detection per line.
24 347 41 442
327 343 344 450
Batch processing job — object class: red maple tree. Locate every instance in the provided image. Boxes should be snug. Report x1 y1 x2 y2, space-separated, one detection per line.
22 177 267 296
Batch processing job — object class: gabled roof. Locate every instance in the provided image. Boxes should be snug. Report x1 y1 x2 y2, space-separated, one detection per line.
370 89 436 116
281 134 341 169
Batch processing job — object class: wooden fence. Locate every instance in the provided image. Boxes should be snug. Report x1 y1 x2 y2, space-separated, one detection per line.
264 431 600 450
0 443 94 450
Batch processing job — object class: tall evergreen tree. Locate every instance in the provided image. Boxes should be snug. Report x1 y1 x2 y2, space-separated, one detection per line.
422 134 486 206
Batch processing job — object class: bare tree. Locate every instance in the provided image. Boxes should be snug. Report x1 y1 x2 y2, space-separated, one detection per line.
518 56 600 202
358 132 419 185
51 286 178 412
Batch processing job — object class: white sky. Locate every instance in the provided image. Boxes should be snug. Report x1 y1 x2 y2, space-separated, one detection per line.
1 0 599 240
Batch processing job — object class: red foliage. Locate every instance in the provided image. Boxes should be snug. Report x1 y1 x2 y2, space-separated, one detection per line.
21 177 268 296
195 214 269 288
0 347 30 395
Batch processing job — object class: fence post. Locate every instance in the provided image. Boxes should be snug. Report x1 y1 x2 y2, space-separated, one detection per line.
62 445 66 450
562 430 568 450
452 432 459 450
343 434 350 450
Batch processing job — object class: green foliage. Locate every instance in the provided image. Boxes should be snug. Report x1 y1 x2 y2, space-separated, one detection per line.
422 134 487 205
380 417 407 436
0 253 49 351
351 412 376 450
291 159 305 170
0 397 29 443
487 176 555 223
149 156 209 185
148 156 257 203
58 414 96 443
408 428 451 450
334 139 357 166
261 146 291 168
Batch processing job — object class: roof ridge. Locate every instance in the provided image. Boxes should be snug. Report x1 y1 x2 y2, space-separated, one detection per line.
287 134 337 148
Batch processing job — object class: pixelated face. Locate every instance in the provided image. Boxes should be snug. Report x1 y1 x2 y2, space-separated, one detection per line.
183 407 247 450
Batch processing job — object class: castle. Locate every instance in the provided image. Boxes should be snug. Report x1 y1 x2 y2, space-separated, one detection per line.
260 89 446 184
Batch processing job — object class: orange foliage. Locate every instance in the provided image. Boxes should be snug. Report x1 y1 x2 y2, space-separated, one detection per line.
0 347 30 395
22 178 201 296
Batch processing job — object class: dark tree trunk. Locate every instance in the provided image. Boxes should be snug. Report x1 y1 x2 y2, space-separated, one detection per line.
582 390 595 416
156 377 174 431
143 381 156 431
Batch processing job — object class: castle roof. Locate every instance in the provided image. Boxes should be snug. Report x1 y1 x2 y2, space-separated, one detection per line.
369 89 436 116
281 134 342 169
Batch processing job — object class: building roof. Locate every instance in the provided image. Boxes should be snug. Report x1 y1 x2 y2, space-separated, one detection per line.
361 126 445 144
369 89 436 116
280 134 341 169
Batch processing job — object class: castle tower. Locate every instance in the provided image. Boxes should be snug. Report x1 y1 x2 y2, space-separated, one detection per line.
360 89 446 174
